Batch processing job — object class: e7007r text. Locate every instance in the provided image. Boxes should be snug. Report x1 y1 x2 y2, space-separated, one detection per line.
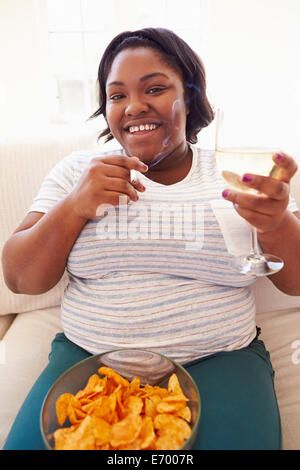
151 454 193 465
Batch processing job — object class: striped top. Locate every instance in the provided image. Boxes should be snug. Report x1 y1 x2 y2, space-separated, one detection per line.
28 145 297 364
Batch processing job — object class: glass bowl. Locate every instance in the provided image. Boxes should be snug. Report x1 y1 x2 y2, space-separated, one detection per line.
40 349 201 450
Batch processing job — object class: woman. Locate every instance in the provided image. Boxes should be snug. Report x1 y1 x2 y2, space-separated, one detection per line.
2 28 300 450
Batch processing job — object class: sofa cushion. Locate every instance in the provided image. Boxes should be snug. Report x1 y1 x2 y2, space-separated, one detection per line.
0 314 16 340
0 133 96 315
253 277 300 314
258 307 300 450
0 306 62 449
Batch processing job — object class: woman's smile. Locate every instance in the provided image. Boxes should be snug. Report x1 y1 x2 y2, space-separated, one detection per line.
124 121 162 137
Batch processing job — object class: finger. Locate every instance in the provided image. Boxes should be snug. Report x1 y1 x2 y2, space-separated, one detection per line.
222 188 288 216
232 204 275 232
103 176 139 202
97 161 144 182
130 168 146 192
95 193 131 216
238 173 290 200
104 164 131 180
93 154 148 173
272 152 298 183
131 178 146 193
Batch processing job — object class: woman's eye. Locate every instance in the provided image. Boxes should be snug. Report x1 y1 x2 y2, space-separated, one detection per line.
147 87 165 94
109 94 124 101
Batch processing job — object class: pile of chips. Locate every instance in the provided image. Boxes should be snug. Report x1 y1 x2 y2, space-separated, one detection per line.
53 366 192 450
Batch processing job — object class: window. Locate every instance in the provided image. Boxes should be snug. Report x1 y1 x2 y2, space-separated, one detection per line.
42 0 207 124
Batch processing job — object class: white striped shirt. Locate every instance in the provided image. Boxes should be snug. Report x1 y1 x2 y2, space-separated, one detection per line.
28 145 297 364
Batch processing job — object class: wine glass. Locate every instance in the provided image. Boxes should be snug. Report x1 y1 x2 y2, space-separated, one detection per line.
214 108 284 276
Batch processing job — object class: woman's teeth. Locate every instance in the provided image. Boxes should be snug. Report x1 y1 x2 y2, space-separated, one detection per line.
128 123 159 133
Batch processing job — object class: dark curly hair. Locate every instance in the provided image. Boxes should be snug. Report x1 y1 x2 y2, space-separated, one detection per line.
89 28 214 145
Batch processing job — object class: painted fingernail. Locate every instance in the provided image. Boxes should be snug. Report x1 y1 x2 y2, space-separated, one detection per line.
242 174 252 182
276 153 284 161
140 163 148 171
141 185 146 191
222 189 229 198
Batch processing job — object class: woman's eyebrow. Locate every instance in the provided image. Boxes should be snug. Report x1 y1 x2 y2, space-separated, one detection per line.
107 72 169 88
140 72 169 82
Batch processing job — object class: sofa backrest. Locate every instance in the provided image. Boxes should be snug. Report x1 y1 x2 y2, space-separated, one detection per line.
0 132 98 315
0 137 299 316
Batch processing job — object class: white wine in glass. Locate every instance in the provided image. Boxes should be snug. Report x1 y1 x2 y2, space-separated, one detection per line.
215 148 282 193
215 111 284 276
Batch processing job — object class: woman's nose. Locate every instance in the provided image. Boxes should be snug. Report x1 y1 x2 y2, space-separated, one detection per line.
125 98 149 116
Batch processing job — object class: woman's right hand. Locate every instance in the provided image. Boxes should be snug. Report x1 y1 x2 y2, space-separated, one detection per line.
68 154 148 220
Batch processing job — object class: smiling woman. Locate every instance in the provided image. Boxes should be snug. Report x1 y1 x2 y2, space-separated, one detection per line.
2 27 300 451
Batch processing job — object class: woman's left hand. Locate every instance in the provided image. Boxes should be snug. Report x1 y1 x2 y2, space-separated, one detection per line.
222 152 298 233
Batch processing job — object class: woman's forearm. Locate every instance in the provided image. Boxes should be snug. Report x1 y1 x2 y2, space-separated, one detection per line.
258 210 300 295
1 194 87 295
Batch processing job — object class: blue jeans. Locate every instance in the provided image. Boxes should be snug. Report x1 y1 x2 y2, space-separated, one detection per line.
3 332 281 450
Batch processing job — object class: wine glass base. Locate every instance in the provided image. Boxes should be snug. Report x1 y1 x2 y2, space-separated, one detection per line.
231 253 284 277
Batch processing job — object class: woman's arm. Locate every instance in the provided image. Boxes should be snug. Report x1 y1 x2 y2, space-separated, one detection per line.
222 152 300 295
1 195 87 294
1 155 147 295
258 210 300 295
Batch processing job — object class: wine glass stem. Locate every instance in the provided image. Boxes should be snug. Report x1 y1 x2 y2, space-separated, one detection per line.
250 226 261 258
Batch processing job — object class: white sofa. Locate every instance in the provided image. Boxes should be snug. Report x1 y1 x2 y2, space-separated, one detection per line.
0 133 299 450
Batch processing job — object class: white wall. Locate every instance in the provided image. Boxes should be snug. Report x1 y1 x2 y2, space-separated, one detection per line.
200 0 300 157
0 0 55 136
1 0 300 159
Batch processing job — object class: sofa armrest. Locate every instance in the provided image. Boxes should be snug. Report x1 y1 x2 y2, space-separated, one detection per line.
253 277 300 315
0 315 16 340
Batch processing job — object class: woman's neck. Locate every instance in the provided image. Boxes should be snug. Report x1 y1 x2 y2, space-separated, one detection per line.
144 143 192 185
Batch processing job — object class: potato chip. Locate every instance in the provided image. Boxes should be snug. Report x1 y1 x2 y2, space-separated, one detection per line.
156 400 186 413
98 366 130 387
67 396 85 425
142 384 169 398
168 373 184 395
92 416 111 447
155 431 183 450
53 426 78 450
129 376 141 393
124 395 143 415
55 393 73 426
110 414 142 448
75 374 106 400
154 413 192 440
162 393 189 402
177 405 192 422
53 367 193 451
139 416 156 449
144 397 156 419
54 415 95 450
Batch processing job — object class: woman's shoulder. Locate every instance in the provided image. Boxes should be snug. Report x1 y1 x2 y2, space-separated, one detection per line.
67 146 124 165
191 145 216 170
55 147 124 175
192 145 215 158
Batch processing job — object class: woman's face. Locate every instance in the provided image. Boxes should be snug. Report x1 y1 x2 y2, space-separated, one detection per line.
105 47 189 165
